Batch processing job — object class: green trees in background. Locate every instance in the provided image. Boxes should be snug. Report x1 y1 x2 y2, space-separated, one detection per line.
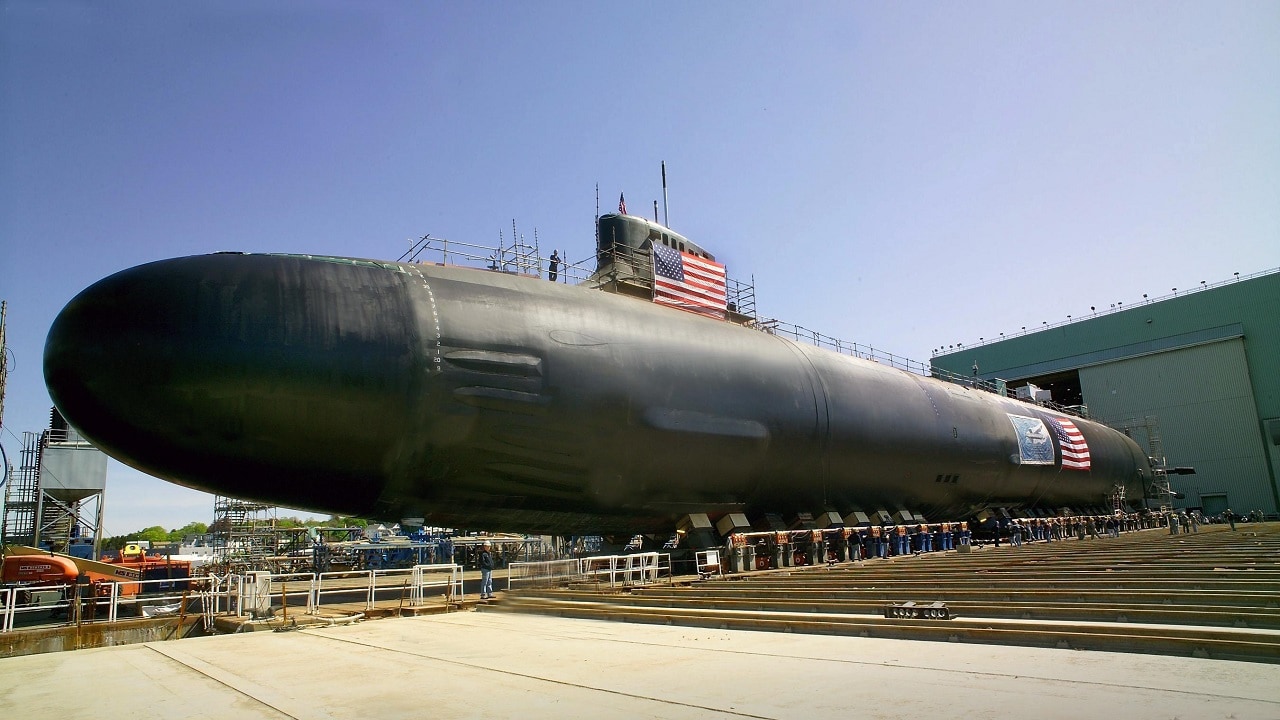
101 515 368 551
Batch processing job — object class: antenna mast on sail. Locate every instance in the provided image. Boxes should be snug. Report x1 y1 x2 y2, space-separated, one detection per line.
661 161 669 227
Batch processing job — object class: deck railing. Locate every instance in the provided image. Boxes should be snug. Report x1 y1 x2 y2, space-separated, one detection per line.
393 234 1086 418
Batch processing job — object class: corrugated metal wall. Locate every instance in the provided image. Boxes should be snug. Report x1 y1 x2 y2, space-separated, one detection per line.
1263 416 1280 512
1079 339 1274 513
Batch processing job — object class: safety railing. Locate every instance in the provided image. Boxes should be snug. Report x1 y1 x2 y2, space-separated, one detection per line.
695 550 723 579
757 319 933 375
209 571 241 617
395 234 763 320
507 552 672 591
298 565 461 614
200 574 231 631
1 587 12 633
363 231 1087 417
592 553 670 588
114 577 202 622
0 564 469 634
507 558 585 590
398 234 599 285
102 581 120 623
307 569 394 613
368 568 418 611
408 564 464 606
755 318 1091 419
1 584 73 631
255 571 315 616
238 563 463 614
0 576 205 633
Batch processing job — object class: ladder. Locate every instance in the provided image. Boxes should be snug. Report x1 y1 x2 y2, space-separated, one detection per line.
1110 483 1127 513
1114 416 1173 512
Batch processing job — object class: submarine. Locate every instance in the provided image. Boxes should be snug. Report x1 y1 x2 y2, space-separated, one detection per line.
43 212 1154 535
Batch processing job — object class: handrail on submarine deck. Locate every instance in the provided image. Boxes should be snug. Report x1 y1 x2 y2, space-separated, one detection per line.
396 235 750 304
753 319 1091 419
399 234 602 285
395 233 1087 420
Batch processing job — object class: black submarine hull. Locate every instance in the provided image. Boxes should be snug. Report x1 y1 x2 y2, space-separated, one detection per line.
44 253 1152 534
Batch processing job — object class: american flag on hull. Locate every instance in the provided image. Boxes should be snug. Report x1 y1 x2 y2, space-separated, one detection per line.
1048 416 1091 470
651 243 727 319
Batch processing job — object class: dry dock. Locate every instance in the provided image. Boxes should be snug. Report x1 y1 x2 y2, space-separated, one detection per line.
2 611 1279 719
3 524 1280 719
499 523 1280 663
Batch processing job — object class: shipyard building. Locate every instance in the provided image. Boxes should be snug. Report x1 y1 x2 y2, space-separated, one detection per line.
931 269 1280 517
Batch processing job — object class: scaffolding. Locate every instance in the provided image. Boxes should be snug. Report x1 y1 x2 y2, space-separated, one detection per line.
726 275 758 323
210 496 279 572
1 419 107 555
398 227 763 314
1109 483 1127 514
493 221 544 277
399 222 556 280
2 432 39 548
1113 416 1174 512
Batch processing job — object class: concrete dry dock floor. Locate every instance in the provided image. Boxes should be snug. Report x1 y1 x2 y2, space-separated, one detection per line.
3 612 1280 720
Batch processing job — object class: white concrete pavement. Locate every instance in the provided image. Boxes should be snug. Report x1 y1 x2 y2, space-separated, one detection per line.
2 611 1278 719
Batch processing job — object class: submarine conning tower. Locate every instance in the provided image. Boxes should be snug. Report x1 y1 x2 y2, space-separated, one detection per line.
588 213 716 299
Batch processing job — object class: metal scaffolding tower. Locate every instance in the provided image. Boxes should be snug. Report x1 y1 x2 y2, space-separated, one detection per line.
2 432 40 548
1113 415 1174 511
2 415 107 555
210 496 278 572
490 221 545 277
727 274 758 322
1109 483 1127 514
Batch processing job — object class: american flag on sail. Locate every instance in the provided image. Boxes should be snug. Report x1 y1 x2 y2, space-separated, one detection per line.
1048 416 1091 470
652 243 727 319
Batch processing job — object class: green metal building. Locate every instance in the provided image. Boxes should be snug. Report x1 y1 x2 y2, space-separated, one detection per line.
932 269 1280 516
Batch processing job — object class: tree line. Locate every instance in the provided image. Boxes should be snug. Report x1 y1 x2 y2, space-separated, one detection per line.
100 516 370 552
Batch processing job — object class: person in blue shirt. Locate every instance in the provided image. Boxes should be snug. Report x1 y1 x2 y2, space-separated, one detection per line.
478 541 495 599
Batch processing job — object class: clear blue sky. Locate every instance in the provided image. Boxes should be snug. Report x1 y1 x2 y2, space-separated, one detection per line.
2 1 1277 535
